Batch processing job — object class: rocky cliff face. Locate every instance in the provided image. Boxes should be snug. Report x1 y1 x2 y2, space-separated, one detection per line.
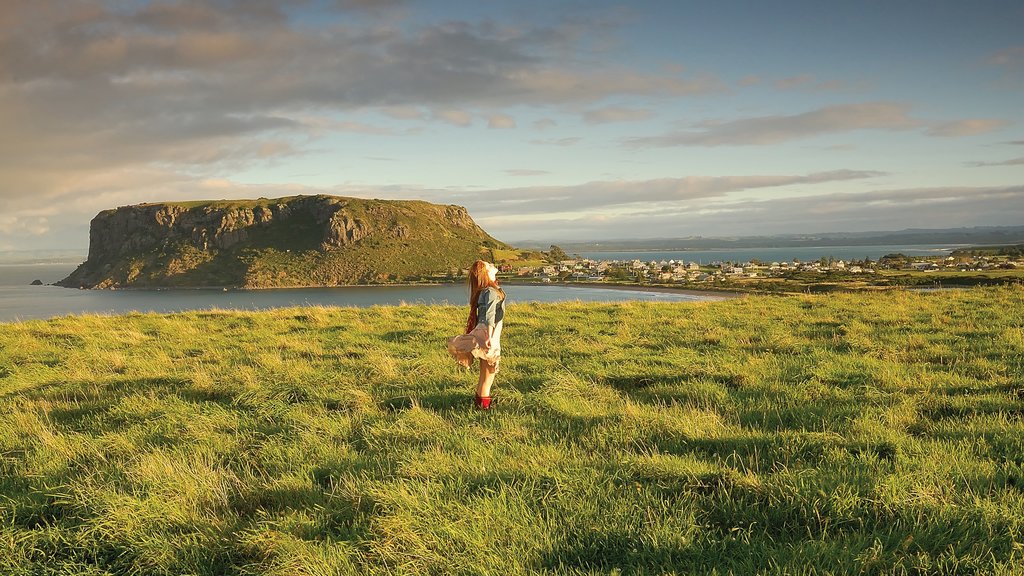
59 195 509 288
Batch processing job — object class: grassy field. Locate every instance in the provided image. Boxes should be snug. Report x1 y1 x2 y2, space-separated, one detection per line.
686 269 1024 294
1 287 1023 574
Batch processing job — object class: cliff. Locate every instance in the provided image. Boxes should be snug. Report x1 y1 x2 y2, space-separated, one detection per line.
58 195 517 288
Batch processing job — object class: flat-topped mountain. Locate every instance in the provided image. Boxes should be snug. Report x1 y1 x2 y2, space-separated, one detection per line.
58 195 518 288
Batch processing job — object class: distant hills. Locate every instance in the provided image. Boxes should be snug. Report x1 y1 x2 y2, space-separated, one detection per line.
58 195 531 289
519 226 1024 252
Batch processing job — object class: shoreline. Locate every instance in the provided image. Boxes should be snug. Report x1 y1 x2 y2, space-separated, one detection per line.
56 279 742 299
503 280 743 299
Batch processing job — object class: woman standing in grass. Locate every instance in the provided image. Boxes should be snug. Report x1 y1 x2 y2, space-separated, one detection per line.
447 260 505 409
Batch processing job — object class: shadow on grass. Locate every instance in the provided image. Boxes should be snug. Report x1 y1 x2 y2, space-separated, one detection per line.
416 391 471 411
540 532 696 572
734 393 863 433
919 396 1024 422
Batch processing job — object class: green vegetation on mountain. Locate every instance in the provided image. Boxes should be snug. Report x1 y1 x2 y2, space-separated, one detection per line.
952 244 1024 258
58 195 533 289
2 287 1023 573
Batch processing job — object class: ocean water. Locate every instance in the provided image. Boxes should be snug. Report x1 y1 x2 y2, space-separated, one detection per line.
0 243 958 322
0 263 720 323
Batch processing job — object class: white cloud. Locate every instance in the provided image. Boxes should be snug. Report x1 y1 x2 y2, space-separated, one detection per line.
504 169 551 176
926 119 1009 137
966 156 1024 167
378 106 426 120
989 46 1024 67
625 102 922 147
529 137 582 146
460 169 886 215
487 185 1024 241
487 114 517 129
0 214 49 236
774 74 845 91
582 106 652 124
431 109 473 127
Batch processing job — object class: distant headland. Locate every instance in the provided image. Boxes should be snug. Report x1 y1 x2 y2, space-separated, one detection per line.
58 195 537 289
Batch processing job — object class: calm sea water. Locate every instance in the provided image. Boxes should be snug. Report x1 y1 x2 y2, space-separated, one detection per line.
0 243 958 322
578 244 960 263
0 263 720 323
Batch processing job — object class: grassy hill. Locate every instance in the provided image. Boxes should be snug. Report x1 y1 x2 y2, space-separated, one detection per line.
1 287 1023 574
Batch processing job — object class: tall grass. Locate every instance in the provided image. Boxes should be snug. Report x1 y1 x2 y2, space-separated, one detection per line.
1 287 1023 574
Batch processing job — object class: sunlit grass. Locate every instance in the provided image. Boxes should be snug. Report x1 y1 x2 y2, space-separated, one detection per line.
1 287 1023 574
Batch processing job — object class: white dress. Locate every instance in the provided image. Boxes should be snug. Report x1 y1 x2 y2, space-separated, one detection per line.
447 320 502 371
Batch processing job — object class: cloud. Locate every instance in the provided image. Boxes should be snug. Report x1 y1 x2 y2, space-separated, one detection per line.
486 185 1024 241
966 156 1024 167
989 46 1024 67
378 106 425 120
530 137 582 146
0 0 715 213
533 118 557 130
0 214 49 237
625 102 922 147
461 169 885 216
431 109 473 127
583 106 652 124
334 0 409 14
504 169 551 176
926 119 1009 137
774 74 844 91
487 114 517 129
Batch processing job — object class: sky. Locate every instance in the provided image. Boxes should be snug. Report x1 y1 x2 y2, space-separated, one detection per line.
1 0 1023 250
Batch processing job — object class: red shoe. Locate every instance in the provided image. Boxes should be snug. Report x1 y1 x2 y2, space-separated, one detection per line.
474 395 493 410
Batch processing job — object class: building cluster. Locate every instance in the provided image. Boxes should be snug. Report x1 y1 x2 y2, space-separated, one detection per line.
922 256 1023 272
513 258 873 284
508 254 1023 285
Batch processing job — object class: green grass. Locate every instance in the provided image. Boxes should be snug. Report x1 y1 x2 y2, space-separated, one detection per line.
1 287 1023 574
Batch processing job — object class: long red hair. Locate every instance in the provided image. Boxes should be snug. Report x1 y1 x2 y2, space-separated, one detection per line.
466 260 505 333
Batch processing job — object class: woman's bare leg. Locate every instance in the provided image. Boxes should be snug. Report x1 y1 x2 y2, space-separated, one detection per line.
476 360 496 398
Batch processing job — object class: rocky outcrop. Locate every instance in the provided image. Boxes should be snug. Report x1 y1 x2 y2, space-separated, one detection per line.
58 195 510 288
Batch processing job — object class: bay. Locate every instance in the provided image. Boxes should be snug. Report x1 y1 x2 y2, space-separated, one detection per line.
0 242 962 322
0 264 721 323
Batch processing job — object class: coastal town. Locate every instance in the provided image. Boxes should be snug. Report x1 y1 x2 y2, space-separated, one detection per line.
499 248 1024 290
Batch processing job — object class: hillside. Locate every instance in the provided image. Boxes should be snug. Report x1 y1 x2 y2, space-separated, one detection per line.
57 195 524 288
1 287 1023 573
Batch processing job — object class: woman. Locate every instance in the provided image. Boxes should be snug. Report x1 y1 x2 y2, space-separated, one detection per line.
447 260 505 409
